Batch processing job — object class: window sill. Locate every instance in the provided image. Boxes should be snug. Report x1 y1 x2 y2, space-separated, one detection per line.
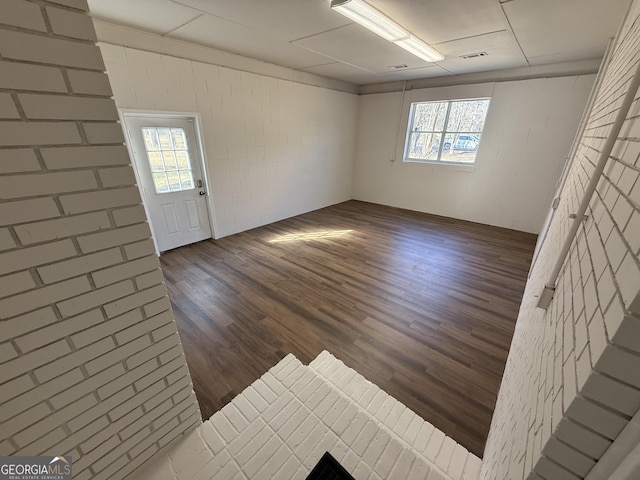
403 159 476 172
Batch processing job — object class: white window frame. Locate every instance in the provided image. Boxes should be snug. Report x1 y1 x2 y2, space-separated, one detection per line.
141 126 196 195
403 97 490 166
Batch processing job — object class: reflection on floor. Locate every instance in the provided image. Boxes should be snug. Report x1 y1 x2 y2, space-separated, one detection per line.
161 200 537 456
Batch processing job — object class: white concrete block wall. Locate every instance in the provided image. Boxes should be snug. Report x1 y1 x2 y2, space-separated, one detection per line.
481 2 640 479
0 1 200 478
100 42 359 238
353 75 595 234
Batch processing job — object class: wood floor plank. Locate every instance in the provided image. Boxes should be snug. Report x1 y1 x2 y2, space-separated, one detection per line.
159 200 536 457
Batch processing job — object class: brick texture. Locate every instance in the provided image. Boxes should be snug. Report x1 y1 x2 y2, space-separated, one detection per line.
481 3 640 479
0 2 200 480
132 353 482 480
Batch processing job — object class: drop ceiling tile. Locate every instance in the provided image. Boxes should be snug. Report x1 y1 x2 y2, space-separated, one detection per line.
526 49 606 67
433 30 528 74
303 62 447 85
89 0 629 86
171 0 351 41
374 65 451 82
302 62 380 85
87 0 201 35
502 0 631 61
370 0 507 44
167 15 334 69
293 24 435 74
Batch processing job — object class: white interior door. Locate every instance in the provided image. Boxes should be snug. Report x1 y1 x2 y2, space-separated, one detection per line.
124 115 212 252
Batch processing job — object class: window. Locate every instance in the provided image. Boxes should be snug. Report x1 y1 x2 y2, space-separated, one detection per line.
141 127 195 194
404 98 490 165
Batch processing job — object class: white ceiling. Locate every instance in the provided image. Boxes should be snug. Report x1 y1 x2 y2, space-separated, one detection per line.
87 0 632 86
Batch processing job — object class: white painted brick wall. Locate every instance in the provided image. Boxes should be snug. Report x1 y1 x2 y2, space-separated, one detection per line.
132 352 481 480
481 2 640 479
41 145 131 169
0 2 200 479
100 42 359 238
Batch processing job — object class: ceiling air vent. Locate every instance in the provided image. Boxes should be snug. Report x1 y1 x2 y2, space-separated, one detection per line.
460 52 488 59
389 64 408 70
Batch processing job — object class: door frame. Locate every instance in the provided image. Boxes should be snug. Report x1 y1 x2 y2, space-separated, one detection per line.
120 109 218 254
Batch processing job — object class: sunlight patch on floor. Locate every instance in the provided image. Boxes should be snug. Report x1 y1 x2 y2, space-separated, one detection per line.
268 229 353 243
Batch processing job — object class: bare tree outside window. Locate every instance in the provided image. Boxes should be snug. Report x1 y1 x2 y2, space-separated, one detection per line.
404 98 490 164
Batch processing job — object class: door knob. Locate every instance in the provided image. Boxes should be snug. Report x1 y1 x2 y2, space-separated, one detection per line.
199 191 206 196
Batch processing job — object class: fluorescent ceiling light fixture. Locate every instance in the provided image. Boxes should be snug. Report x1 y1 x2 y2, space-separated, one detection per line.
330 0 444 62
394 35 444 63
330 0 409 42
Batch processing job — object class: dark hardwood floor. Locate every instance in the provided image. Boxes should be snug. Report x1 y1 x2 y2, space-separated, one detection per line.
160 200 537 457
